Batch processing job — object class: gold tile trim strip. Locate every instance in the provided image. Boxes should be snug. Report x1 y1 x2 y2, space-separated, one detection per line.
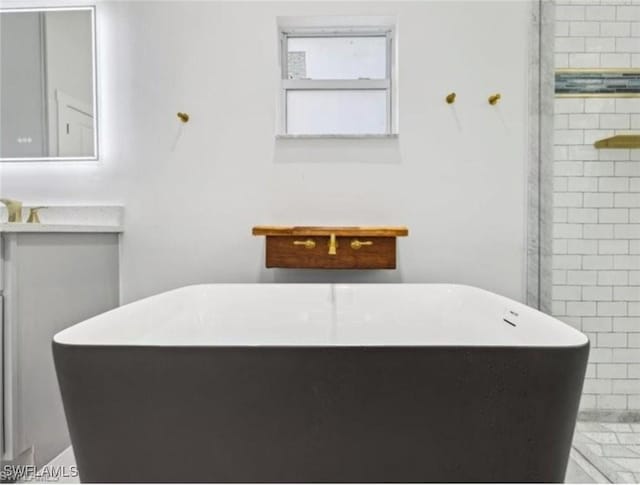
556 93 640 98
555 68 640 74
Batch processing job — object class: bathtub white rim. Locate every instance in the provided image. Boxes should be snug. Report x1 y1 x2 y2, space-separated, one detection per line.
53 283 590 348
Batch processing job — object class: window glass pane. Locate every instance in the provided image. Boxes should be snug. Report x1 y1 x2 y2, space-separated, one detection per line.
286 90 387 135
287 36 386 80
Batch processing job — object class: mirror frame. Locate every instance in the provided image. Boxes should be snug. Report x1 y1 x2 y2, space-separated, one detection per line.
0 5 98 162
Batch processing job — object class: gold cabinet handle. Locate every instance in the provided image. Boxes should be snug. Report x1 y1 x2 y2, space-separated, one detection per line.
293 239 316 249
351 240 373 250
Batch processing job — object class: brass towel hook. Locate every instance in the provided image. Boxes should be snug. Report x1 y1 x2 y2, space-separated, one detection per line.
177 112 190 123
488 93 501 105
445 92 456 104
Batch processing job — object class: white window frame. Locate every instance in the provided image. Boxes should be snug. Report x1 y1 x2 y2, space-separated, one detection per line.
278 27 395 137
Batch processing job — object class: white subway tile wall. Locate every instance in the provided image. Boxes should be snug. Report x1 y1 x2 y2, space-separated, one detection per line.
554 0 640 412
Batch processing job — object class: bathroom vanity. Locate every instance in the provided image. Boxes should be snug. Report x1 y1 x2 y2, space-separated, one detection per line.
0 207 122 470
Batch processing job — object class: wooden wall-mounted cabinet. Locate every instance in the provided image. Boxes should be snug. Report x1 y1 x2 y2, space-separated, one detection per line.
252 226 409 270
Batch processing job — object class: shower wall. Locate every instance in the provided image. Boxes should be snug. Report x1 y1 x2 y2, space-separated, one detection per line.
553 0 640 414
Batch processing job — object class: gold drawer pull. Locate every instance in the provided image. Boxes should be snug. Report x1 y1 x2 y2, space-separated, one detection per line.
351 240 373 250
293 239 316 249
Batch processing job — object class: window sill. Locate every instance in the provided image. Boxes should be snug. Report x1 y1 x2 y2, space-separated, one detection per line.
276 134 399 140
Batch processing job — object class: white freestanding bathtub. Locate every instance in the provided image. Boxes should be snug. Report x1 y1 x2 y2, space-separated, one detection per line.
54 284 589 483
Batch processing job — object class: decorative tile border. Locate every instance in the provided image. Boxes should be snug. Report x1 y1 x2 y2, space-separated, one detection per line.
556 69 640 97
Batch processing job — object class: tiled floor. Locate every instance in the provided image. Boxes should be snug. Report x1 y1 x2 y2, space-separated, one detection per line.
46 422 640 484
567 422 640 483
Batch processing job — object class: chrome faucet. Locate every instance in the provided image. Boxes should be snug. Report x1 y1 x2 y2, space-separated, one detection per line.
0 198 23 223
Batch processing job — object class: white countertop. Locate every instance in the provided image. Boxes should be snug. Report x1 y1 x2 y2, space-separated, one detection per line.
0 223 123 233
0 205 124 233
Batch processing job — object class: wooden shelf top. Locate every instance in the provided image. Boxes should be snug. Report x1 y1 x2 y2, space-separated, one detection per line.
594 134 640 149
252 226 409 237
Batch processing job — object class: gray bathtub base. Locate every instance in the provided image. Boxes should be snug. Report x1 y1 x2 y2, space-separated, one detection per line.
53 344 588 483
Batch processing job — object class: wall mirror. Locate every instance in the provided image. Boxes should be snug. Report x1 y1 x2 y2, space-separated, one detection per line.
0 6 97 161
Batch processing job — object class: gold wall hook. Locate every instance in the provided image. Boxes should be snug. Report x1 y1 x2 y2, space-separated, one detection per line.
445 92 456 104
177 112 190 123
488 93 501 105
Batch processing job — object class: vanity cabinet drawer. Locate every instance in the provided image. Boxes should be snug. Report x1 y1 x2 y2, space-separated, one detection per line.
265 236 397 269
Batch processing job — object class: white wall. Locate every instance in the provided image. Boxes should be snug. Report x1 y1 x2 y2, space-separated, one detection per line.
553 0 640 412
0 0 533 304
